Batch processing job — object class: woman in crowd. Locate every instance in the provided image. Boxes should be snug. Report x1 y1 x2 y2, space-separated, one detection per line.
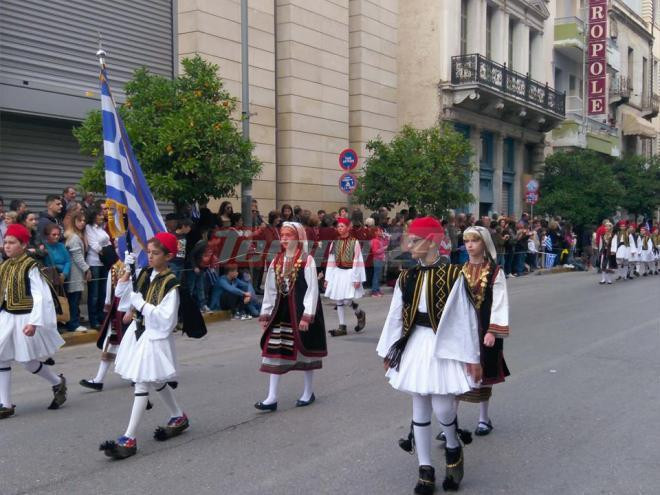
217 201 233 228
43 224 71 287
85 206 111 329
18 211 47 261
63 210 90 332
280 204 294 223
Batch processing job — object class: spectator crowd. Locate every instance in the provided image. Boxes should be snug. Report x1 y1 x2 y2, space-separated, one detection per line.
1 188 657 332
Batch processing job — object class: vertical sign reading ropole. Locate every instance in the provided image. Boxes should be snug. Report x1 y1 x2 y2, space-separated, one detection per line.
587 0 607 116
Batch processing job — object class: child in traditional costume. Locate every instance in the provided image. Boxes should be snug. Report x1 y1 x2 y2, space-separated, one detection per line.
80 257 128 391
100 233 190 459
377 217 481 493
453 227 509 437
0 224 67 419
255 222 326 411
612 221 632 281
324 218 366 336
598 221 616 284
637 226 655 276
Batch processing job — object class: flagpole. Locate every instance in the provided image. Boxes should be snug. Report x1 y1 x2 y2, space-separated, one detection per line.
240 0 252 227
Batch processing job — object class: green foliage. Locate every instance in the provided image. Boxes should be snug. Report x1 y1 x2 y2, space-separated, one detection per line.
353 124 474 217
537 150 623 227
612 154 660 216
73 56 261 209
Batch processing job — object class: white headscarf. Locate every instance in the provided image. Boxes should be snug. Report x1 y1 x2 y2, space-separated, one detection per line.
463 226 497 261
281 221 308 253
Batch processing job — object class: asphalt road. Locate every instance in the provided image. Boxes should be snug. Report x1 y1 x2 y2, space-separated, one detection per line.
2 271 659 495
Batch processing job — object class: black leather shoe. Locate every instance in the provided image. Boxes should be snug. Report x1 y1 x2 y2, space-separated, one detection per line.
254 401 277 412
79 379 103 391
295 394 315 407
474 420 493 436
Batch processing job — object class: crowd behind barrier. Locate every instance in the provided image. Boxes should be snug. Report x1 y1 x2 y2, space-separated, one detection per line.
1 189 657 330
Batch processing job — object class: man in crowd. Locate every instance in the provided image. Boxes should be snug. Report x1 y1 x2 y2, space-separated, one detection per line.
37 195 63 242
60 186 77 219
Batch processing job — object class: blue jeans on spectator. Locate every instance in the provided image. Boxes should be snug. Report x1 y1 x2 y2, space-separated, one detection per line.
190 270 207 309
210 280 261 316
504 252 514 275
496 253 506 270
170 259 185 284
514 252 526 275
65 291 82 331
87 265 108 328
372 259 384 294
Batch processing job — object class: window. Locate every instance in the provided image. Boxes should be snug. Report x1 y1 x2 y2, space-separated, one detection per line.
642 56 648 103
569 75 576 95
486 7 493 59
508 19 515 68
529 31 534 76
461 0 468 55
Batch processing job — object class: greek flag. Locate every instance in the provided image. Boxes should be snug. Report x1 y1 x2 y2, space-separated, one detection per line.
100 66 165 267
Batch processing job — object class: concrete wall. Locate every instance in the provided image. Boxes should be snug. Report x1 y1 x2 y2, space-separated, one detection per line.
178 0 277 212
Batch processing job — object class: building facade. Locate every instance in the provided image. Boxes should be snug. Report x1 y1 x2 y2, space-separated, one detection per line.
551 0 659 158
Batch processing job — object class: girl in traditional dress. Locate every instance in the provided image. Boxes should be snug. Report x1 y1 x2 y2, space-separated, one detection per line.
0 224 67 419
377 217 482 493
100 233 189 459
255 222 327 411
453 227 510 437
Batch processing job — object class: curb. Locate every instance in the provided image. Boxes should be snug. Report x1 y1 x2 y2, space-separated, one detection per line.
62 310 233 348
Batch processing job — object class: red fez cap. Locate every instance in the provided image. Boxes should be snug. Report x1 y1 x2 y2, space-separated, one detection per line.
5 224 30 244
153 232 178 255
407 217 444 239
617 220 628 228
336 218 350 226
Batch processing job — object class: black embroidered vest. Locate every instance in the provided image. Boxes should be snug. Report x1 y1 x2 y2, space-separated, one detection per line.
0 254 39 314
136 268 179 306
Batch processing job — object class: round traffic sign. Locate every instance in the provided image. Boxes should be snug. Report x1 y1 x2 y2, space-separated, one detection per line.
526 179 539 192
339 148 358 171
525 191 539 205
339 172 358 194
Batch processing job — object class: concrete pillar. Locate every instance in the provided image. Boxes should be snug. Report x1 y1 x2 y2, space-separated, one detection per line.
469 126 482 217
491 9 508 65
467 0 487 55
512 21 530 74
440 0 462 80
530 31 545 81
492 134 504 215
513 139 525 219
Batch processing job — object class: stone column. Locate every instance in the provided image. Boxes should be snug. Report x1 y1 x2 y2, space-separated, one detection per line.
467 0 486 55
491 9 508 65
469 126 482 217
529 31 545 81
513 139 525 219
512 20 530 75
492 134 504 215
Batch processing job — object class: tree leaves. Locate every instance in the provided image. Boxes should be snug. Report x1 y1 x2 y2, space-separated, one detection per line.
73 55 260 210
353 125 474 217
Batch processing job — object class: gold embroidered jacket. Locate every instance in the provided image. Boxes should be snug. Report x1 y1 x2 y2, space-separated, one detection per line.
0 254 39 313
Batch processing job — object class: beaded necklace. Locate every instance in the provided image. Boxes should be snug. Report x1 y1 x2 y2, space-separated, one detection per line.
274 249 304 295
461 261 491 309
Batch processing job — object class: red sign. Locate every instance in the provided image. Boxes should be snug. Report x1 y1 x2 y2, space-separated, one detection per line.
525 191 539 205
339 148 358 170
587 0 607 115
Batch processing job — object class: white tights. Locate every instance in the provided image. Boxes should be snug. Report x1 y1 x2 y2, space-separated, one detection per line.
0 360 62 408
124 382 183 439
263 370 314 404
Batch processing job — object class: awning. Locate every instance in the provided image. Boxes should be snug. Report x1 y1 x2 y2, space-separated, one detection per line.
621 111 656 138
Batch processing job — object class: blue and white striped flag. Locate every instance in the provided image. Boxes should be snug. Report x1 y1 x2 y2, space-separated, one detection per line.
100 66 165 268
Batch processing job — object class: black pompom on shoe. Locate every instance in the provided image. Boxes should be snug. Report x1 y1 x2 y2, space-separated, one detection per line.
48 375 67 410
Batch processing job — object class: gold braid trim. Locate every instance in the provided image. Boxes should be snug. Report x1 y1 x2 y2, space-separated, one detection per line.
274 250 304 295
461 262 492 310
333 238 356 268
0 254 38 311
137 269 180 306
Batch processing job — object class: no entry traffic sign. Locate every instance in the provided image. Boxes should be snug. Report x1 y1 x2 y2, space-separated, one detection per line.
339 148 358 171
339 172 358 194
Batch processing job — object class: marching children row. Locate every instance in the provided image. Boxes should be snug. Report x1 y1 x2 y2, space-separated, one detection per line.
597 221 660 284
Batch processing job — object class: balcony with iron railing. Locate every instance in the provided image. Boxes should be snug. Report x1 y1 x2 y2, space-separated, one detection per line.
609 75 631 102
450 54 566 118
641 90 660 118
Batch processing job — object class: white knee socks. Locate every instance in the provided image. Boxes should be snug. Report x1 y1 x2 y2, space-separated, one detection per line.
433 394 459 449
263 373 280 405
412 394 433 467
155 383 183 418
0 361 11 407
92 344 118 383
479 400 490 424
336 301 346 325
125 382 149 439
24 360 61 386
300 370 314 402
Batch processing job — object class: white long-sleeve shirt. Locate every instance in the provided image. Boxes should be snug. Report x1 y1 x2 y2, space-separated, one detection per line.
85 224 111 267
260 255 319 320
